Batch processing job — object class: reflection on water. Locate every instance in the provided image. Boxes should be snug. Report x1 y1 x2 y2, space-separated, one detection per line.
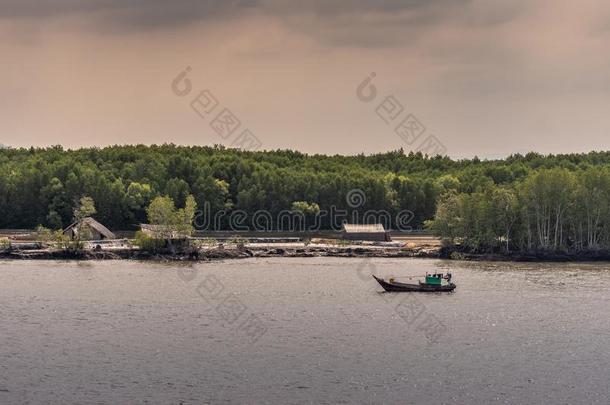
1 258 609 404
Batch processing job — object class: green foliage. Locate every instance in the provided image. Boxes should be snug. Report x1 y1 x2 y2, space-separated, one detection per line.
133 230 166 252
125 182 154 223
146 194 197 237
126 182 154 209
3 145 610 245
435 174 460 194
0 238 11 251
228 236 248 245
73 196 96 222
46 210 63 229
428 167 610 253
53 230 83 251
66 196 98 242
291 201 320 215
165 178 191 208
35 225 55 241
0 145 447 230
190 237 218 249
147 196 177 229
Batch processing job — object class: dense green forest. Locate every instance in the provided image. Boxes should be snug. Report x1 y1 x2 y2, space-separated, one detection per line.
2 145 610 252
428 166 610 253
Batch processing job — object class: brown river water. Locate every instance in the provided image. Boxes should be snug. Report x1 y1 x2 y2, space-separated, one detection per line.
1 258 609 404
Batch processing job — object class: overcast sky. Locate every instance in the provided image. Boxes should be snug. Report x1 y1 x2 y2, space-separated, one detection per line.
1 0 610 158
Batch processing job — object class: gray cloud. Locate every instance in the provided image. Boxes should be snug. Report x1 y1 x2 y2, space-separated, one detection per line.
0 0 464 19
280 2 474 47
0 0 258 28
262 0 467 15
0 0 517 44
0 0 114 18
264 0 530 47
1 0 609 157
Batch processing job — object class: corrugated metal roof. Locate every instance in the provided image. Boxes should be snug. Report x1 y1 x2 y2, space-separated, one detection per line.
342 223 386 233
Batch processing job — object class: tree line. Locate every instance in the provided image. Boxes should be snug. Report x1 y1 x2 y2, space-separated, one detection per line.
428 167 610 253
2 145 610 252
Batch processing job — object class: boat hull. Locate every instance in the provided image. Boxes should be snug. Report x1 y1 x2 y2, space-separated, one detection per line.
372 275 456 292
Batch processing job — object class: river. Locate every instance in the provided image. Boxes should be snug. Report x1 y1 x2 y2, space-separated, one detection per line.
1 258 609 404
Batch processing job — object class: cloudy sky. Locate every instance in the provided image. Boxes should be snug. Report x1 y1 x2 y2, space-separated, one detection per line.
1 0 610 157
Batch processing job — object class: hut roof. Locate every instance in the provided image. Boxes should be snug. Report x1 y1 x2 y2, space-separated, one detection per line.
342 223 387 233
63 217 116 239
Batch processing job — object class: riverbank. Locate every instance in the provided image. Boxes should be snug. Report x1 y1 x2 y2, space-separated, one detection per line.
3 241 610 262
443 249 610 262
441 247 610 262
0 242 441 261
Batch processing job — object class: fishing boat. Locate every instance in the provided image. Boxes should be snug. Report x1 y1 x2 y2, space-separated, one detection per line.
372 272 456 292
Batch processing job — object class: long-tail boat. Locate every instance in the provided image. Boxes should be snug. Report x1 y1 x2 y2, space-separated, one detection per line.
372 272 456 292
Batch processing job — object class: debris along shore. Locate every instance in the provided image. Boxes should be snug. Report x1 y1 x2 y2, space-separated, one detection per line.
4 238 610 262
0 238 442 261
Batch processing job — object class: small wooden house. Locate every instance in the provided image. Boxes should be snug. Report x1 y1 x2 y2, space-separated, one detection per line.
63 217 116 240
341 223 392 242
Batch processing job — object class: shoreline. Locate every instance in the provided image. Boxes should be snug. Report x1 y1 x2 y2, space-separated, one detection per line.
0 244 440 261
3 243 610 262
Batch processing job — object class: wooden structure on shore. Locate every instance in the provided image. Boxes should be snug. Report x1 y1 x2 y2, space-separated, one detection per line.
341 223 392 242
63 217 115 240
